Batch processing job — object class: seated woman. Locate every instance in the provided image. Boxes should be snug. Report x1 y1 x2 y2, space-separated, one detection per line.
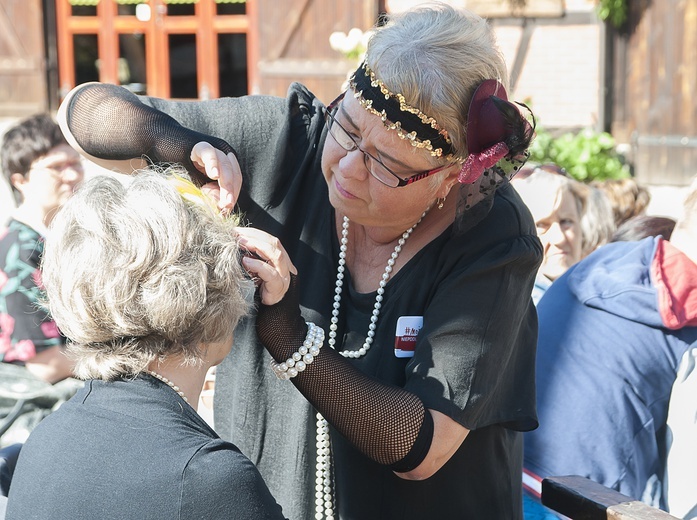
6 170 285 519
511 168 589 305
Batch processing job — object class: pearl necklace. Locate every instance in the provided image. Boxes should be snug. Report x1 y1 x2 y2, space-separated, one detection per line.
147 370 189 404
314 212 426 520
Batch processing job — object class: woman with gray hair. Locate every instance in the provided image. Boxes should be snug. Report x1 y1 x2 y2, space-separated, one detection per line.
57 4 540 519
511 168 589 304
6 170 286 519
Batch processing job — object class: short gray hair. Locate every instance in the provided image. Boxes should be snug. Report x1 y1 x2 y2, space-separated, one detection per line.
366 3 508 162
42 167 252 380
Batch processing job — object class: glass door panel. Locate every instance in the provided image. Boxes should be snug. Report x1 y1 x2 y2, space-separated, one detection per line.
218 33 247 97
73 34 100 84
169 34 198 98
119 33 147 94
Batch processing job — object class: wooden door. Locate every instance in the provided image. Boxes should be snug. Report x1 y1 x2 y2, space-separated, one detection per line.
254 0 379 105
610 0 697 186
0 0 48 116
55 0 253 100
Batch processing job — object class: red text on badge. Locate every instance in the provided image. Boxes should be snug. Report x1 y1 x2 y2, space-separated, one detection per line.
394 316 423 358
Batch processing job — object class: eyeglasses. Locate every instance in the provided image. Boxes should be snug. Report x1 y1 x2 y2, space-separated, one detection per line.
324 92 450 188
31 159 84 179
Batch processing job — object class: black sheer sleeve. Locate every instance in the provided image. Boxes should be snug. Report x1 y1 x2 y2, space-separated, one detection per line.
65 83 236 184
256 276 434 473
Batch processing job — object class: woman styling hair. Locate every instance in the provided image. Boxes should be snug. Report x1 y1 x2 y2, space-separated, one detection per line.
6 170 286 519
57 5 541 519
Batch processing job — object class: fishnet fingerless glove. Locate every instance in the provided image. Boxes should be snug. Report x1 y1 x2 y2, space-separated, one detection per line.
256 276 434 472
65 83 235 184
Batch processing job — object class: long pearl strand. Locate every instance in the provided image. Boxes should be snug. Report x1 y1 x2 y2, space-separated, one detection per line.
314 212 426 520
147 370 189 404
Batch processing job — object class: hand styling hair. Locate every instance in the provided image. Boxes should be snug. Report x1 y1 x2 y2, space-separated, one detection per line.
41 167 252 380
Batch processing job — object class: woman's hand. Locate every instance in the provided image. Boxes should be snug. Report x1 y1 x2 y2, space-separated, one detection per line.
236 227 298 305
191 141 243 211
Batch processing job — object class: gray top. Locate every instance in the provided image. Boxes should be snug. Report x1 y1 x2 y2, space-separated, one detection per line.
7 376 285 519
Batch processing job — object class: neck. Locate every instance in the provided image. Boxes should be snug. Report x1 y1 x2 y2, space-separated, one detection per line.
13 204 54 234
146 356 211 411
340 198 456 248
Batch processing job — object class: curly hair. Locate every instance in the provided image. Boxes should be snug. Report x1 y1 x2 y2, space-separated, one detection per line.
41 167 252 380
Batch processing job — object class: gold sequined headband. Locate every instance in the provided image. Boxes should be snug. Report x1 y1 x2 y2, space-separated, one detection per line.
349 62 462 163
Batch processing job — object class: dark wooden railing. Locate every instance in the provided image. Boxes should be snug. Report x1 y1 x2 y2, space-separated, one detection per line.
542 476 679 520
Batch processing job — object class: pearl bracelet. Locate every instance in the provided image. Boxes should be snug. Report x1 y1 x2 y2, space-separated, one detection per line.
271 322 325 380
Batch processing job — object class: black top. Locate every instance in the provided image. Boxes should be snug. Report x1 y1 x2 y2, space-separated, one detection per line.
97 84 541 519
6 376 285 520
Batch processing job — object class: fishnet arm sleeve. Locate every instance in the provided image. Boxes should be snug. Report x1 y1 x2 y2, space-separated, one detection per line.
256 276 434 472
65 83 235 183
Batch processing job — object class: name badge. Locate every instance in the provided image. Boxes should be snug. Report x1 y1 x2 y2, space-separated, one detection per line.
394 316 423 358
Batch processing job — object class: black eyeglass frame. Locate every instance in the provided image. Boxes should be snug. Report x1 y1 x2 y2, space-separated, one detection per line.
324 92 451 188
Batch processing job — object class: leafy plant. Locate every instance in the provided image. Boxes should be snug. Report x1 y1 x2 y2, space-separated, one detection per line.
529 126 630 182
596 0 628 28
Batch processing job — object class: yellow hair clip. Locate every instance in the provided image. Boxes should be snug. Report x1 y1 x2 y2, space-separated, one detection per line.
168 174 220 216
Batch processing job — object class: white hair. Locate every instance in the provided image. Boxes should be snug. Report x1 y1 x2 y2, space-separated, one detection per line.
366 3 509 162
42 167 252 380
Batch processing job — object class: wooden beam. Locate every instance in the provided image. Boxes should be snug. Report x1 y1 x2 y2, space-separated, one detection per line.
542 476 680 520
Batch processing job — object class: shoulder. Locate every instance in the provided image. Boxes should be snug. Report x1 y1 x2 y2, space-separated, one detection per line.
184 439 274 492
182 439 283 516
447 185 542 272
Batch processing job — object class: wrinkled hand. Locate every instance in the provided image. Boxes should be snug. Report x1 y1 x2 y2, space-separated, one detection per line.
236 227 306 358
191 141 243 212
236 227 297 306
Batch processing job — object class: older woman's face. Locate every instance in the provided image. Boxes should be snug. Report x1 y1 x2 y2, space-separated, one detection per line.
533 190 582 280
531 188 583 282
321 91 447 231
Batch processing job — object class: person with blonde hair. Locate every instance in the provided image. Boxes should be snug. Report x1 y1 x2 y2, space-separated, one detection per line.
580 185 616 257
57 4 540 519
594 177 651 228
6 170 285 519
511 168 588 304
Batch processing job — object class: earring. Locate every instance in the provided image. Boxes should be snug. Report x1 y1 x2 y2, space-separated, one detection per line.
437 196 446 210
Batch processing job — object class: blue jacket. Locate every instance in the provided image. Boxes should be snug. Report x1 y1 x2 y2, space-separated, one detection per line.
524 237 697 510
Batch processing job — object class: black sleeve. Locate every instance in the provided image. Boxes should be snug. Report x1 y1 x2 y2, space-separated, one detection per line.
256 277 434 472
65 83 235 184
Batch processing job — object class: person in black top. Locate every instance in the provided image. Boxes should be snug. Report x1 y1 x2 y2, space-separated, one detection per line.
57 5 542 519
6 170 285 519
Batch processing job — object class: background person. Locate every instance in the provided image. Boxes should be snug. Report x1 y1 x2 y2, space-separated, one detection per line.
0 114 83 382
1 114 84 449
57 5 541 519
6 170 286 520
610 214 676 243
511 168 588 304
523 178 697 517
594 177 651 229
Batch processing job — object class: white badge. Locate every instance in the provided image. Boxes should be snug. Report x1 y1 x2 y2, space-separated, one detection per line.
394 316 423 358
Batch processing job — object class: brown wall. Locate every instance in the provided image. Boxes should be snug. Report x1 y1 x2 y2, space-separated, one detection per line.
0 0 48 117
254 0 378 105
611 0 697 186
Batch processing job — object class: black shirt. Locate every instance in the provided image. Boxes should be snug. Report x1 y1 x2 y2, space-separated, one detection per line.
7 376 285 519
97 84 540 520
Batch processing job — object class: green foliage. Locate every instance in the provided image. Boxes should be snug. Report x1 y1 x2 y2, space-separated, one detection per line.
529 126 630 182
596 0 628 28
